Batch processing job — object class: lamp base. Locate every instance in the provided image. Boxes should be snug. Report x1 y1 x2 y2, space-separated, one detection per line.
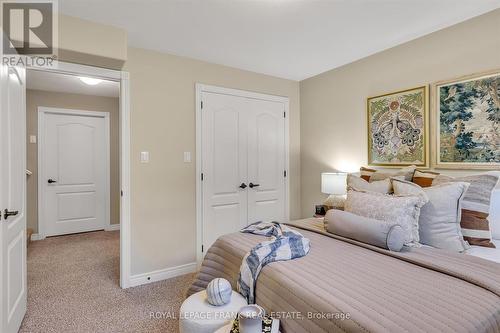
324 194 346 210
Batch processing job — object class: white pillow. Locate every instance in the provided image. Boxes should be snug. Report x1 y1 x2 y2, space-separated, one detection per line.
392 178 470 252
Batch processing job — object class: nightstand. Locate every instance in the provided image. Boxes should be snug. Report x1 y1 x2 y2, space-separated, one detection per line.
314 207 344 218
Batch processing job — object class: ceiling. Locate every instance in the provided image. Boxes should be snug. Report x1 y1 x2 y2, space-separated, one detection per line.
59 0 500 81
26 70 120 97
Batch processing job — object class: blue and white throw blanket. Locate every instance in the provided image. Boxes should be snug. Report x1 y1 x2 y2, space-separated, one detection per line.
237 222 310 304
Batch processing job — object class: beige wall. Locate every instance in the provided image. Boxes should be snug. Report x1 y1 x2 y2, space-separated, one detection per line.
299 9 500 217
26 90 120 233
123 48 300 275
58 15 127 69
27 14 301 277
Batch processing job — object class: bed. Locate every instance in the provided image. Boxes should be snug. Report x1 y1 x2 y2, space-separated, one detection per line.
467 239 500 263
467 175 500 264
189 218 500 333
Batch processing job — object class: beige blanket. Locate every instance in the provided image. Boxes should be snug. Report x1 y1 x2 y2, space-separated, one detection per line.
188 218 500 332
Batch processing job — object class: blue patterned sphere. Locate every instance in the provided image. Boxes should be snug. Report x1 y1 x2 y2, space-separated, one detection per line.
206 278 232 306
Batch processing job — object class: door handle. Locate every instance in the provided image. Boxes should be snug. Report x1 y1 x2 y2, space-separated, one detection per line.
4 209 19 220
48 179 57 184
239 183 247 189
249 183 260 188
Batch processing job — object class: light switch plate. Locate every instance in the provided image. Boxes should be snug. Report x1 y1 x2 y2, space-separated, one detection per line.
183 151 191 163
140 151 150 163
30 135 37 144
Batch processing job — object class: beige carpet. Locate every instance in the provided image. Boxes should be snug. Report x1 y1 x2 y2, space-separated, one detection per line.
20 230 194 333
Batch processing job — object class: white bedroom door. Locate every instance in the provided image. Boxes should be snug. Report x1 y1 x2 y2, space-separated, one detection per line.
39 108 109 237
201 89 287 252
201 92 249 251
0 65 27 333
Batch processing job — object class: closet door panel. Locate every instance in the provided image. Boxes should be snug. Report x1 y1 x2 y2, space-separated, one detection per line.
247 99 286 224
201 92 248 252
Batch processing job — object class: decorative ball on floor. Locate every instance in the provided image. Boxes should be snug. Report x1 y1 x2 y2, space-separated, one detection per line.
206 278 232 306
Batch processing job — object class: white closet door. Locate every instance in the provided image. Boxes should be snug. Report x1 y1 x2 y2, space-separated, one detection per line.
247 99 286 224
201 92 249 251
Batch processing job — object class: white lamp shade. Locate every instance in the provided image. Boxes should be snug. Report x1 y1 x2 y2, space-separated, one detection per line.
321 172 347 195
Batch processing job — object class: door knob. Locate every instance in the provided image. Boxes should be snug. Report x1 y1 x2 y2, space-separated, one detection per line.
239 183 247 189
249 183 260 188
48 179 57 184
4 209 19 220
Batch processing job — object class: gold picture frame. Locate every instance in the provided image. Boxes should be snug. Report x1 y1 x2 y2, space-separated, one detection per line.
367 86 429 168
430 69 500 170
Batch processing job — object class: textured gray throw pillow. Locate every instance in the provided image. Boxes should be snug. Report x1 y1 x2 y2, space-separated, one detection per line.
392 178 470 252
325 209 406 251
344 190 427 246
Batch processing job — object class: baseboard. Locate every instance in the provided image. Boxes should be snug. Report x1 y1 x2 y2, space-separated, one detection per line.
105 224 120 231
129 262 197 288
31 226 118 239
31 233 44 241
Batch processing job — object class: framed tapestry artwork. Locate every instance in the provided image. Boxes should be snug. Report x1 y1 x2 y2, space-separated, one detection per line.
431 70 500 169
367 86 429 167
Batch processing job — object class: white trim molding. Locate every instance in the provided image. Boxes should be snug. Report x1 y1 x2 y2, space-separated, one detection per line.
195 83 290 266
28 61 131 289
105 224 121 231
30 234 43 241
129 263 197 288
119 71 131 288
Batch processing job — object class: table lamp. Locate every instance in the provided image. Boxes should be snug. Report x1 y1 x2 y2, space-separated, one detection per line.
321 172 347 209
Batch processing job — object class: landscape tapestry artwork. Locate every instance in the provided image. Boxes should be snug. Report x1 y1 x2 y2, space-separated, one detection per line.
436 72 500 168
367 86 428 167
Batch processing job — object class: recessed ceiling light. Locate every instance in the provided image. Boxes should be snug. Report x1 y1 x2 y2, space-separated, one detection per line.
79 76 103 85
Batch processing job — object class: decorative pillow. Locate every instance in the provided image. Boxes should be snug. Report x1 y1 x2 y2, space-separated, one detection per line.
392 178 470 252
433 174 499 248
344 190 427 246
347 174 392 194
359 165 417 182
325 209 405 252
360 167 376 181
412 170 440 188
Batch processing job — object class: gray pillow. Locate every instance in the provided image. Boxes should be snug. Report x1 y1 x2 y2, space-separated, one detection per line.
325 209 405 251
346 174 392 194
432 173 499 248
392 178 470 252
344 190 427 246
369 165 416 182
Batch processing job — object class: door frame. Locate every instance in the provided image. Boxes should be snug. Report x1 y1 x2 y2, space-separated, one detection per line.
37 107 111 237
27 61 131 288
195 83 290 266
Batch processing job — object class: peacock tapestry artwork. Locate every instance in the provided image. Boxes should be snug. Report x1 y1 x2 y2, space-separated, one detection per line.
436 72 500 167
367 86 428 166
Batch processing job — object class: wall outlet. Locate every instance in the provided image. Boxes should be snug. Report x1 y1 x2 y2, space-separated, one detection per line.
29 135 37 143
